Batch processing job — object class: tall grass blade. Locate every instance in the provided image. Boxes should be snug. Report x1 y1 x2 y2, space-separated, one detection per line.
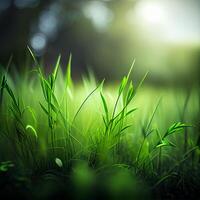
72 80 104 123
65 53 73 88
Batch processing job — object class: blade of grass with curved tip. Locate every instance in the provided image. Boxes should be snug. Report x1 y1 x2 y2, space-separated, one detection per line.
125 108 137 117
26 125 38 138
115 125 132 137
27 46 39 66
72 80 104 124
113 107 137 124
163 122 192 138
145 97 162 137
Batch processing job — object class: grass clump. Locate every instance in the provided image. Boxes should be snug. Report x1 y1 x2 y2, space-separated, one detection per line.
0 52 199 199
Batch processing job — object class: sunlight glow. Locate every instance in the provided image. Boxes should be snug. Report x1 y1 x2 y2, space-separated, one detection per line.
128 0 200 44
135 2 166 25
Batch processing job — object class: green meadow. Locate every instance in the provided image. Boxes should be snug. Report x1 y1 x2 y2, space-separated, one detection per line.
0 53 199 199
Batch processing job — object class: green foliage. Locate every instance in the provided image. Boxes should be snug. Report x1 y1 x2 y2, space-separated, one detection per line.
164 122 190 138
156 122 190 148
0 52 199 199
26 125 37 138
65 53 73 88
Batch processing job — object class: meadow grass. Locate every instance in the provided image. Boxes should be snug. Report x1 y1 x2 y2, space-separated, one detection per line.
0 53 199 199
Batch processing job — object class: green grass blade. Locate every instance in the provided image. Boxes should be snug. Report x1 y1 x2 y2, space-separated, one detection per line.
26 125 38 138
65 53 73 88
53 54 61 81
164 122 191 138
145 97 162 136
136 71 149 92
27 46 38 65
39 102 49 116
127 59 135 81
72 80 103 124
100 92 109 123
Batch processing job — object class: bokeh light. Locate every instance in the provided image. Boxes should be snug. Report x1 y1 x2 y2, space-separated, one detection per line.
0 0 199 84
82 1 113 32
30 33 46 54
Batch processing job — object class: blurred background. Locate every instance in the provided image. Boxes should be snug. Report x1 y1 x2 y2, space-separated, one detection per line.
0 0 199 85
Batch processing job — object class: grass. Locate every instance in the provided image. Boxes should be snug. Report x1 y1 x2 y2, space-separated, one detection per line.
0 52 199 199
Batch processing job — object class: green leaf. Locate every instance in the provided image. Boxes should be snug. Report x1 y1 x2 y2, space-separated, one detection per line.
49 74 54 89
100 92 109 123
156 139 176 148
102 116 108 128
112 108 137 131
118 60 135 99
72 80 103 123
42 78 53 100
136 71 149 91
164 122 190 138
53 54 61 81
125 108 137 117
145 98 161 136
126 81 135 105
65 53 73 88
39 102 49 116
126 59 135 80
51 92 60 108
26 125 38 138
118 76 127 94
27 46 37 64
50 103 58 113
112 107 137 122
119 125 132 134
5 83 18 107
1 75 6 88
